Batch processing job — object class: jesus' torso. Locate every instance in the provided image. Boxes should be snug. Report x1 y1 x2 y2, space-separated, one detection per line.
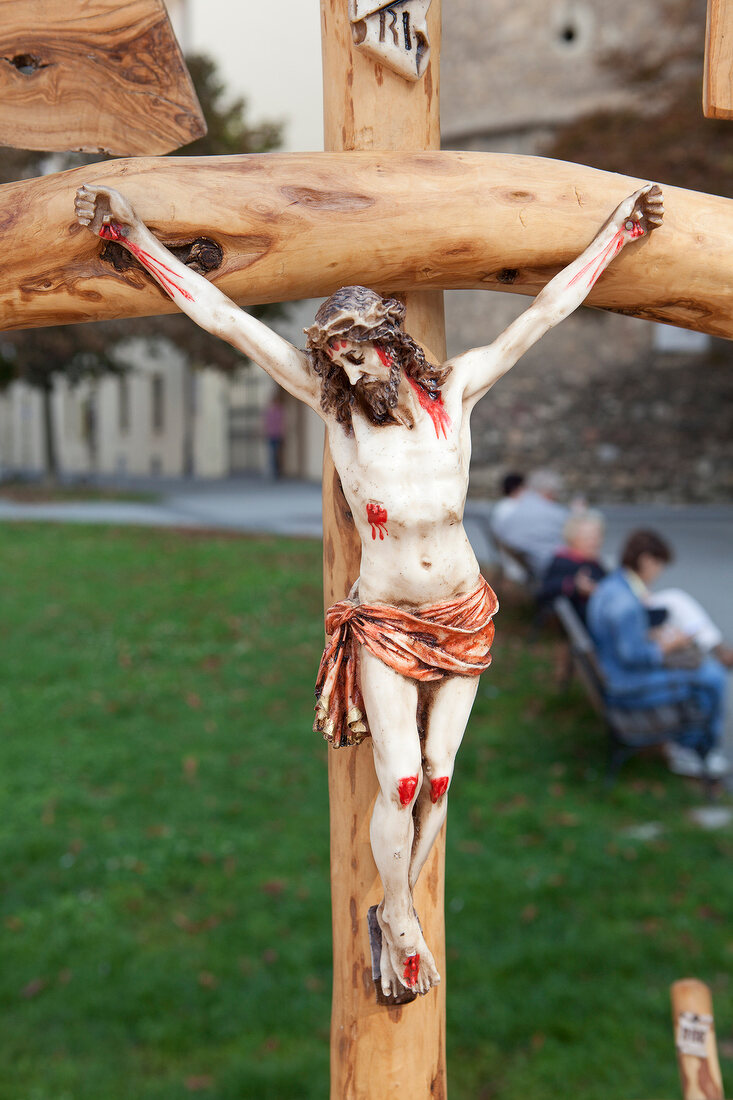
326 378 480 608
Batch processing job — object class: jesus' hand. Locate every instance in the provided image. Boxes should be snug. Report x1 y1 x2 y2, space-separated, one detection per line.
75 184 142 242
609 183 664 243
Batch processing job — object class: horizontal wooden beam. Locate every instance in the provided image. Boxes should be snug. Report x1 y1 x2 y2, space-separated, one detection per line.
3 150 733 338
0 0 205 155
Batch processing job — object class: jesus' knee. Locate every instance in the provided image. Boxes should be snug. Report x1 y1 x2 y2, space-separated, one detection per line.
423 763 452 805
395 771 422 808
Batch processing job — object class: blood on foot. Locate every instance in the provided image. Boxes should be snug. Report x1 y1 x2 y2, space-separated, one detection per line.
366 501 388 540
397 775 418 807
403 954 420 987
430 776 450 804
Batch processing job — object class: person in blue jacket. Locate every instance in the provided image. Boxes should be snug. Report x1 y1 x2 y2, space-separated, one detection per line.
586 530 729 778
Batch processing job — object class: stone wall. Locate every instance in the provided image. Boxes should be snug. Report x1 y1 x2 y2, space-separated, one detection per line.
438 0 729 503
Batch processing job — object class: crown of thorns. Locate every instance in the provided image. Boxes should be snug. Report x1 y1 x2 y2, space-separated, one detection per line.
304 286 406 352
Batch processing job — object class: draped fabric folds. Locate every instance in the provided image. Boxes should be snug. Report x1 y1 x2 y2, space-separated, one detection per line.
314 577 499 747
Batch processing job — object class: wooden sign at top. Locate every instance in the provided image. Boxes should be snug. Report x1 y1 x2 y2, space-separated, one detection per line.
704 0 733 119
0 0 206 156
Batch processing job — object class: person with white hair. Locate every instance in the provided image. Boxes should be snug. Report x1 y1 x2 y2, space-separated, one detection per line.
537 509 607 622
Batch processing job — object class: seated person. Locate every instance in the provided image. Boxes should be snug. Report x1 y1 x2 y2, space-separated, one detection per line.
491 468 569 580
586 530 730 779
537 509 607 623
489 472 527 582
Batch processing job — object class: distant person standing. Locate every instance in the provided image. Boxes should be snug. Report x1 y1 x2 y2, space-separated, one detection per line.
263 390 286 479
492 468 570 580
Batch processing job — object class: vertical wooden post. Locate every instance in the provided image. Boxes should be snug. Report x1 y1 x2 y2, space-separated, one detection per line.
320 2 448 1097
704 0 733 119
671 979 725 1100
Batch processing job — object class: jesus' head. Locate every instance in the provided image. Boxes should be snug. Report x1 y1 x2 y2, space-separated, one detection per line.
304 285 450 431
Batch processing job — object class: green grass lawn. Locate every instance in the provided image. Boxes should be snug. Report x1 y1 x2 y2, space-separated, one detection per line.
1 524 730 1100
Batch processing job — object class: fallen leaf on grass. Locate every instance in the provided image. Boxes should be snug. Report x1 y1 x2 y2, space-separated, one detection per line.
185 1077 214 1092
200 656 221 672
197 971 218 989
174 913 221 935
21 978 46 999
183 756 198 782
261 879 287 897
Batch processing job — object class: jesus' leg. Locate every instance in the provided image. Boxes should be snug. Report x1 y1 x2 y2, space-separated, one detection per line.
409 674 479 891
358 647 440 997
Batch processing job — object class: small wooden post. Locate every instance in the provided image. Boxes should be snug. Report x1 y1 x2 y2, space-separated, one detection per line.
320 1 448 1096
671 978 725 1100
704 0 733 119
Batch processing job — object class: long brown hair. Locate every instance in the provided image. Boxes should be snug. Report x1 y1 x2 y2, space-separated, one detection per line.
304 286 451 431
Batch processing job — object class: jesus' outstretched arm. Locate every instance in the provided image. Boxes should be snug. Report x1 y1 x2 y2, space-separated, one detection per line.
74 184 320 411
448 183 664 407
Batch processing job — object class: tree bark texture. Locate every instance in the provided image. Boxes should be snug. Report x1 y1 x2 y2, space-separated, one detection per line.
0 0 205 156
3 149 733 339
704 0 733 119
321 1 447 1097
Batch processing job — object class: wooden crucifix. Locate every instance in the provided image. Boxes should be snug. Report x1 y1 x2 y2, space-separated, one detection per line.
4 2 733 1098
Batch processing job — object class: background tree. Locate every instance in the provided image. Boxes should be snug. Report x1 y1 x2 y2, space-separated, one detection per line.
0 55 284 481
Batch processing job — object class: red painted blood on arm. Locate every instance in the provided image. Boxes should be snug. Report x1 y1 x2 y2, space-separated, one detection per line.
568 227 633 290
99 222 194 302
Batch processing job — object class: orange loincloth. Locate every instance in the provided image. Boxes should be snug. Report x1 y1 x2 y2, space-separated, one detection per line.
314 576 499 748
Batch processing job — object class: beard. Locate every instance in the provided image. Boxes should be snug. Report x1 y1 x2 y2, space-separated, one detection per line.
353 362 402 425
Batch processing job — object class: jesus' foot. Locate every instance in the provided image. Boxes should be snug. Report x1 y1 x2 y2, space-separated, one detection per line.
376 902 441 997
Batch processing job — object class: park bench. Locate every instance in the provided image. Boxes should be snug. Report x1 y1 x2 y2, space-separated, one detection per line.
552 595 708 784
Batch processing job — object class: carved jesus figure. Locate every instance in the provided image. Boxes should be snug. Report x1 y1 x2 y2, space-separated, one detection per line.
75 180 663 999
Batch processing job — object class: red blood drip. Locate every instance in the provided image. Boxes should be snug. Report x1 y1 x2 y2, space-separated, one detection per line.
407 377 451 440
397 775 418 807
99 222 125 242
430 776 450 804
403 954 420 987
98 222 194 302
569 230 625 290
366 501 388 540
375 345 392 369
